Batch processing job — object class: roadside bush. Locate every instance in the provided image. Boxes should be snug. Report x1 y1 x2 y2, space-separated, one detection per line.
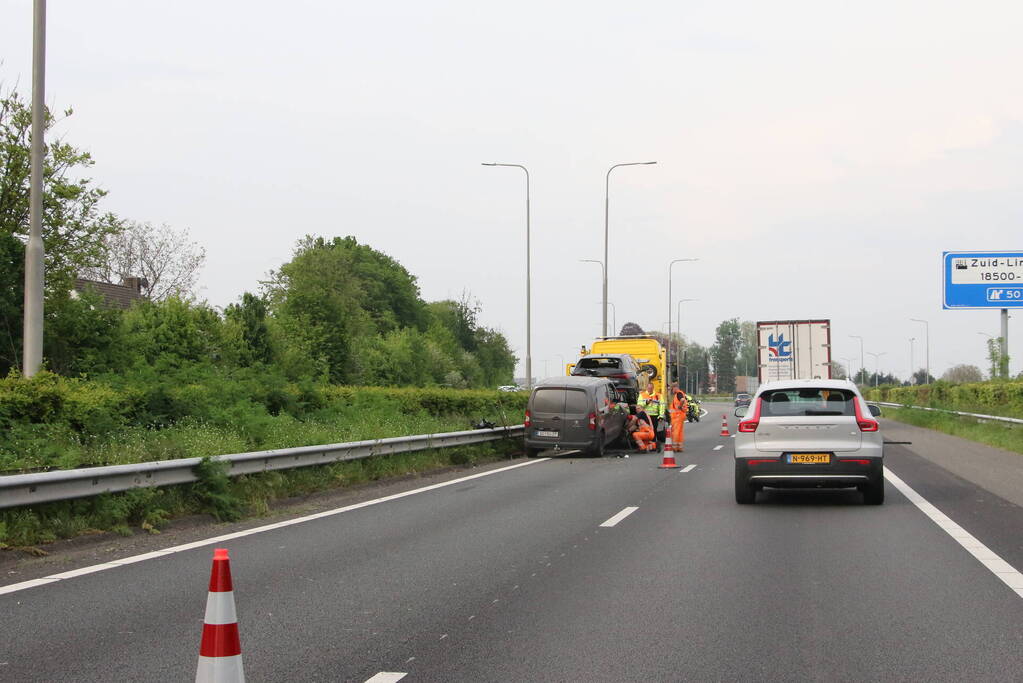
864 380 1023 419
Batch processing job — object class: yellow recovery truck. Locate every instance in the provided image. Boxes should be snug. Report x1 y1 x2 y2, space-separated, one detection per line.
567 335 668 402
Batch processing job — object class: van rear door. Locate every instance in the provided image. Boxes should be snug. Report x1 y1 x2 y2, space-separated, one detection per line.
530 387 591 444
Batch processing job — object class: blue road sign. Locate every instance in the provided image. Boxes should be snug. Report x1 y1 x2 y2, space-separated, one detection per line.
943 251 1023 309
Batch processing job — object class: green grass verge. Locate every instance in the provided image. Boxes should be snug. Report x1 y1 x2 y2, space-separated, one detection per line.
0 439 519 549
881 406 1023 456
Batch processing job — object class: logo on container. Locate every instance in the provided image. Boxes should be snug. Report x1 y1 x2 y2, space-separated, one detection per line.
768 334 792 359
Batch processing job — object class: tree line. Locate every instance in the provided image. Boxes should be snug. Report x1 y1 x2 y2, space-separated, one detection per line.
1 88 515 388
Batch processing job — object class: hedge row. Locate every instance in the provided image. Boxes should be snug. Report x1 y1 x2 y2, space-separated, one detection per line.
863 380 1023 420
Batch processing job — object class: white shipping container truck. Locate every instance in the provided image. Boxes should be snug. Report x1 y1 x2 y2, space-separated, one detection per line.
757 320 832 382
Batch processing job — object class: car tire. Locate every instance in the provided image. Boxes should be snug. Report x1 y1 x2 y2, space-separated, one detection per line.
735 467 755 504
863 477 885 505
526 447 542 458
589 433 606 458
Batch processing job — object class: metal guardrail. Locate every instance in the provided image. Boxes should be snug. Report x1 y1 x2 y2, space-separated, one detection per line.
0 425 525 510
875 402 1023 426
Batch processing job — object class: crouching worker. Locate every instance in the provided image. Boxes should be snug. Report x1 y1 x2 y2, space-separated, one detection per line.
626 405 658 452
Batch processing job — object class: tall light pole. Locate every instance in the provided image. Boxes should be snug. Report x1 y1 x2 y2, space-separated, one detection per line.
667 258 697 384
909 337 916 384
849 335 865 385
910 318 929 384
604 161 656 336
842 357 856 381
554 354 565 376
867 351 887 388
23 0 47 377
676 298 698 383
483 163 531 387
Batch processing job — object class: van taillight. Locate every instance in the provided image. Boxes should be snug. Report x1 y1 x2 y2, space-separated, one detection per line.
588 412 597 430
609 373 629 379
737 398 762 433
524 410 531 428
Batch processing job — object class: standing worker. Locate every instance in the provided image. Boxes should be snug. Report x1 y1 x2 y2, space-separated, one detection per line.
668 382 688 452
638 377 664 441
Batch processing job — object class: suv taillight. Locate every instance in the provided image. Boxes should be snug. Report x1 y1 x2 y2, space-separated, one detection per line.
854 400 878 432
588 412 597 430
738 398 762 433
524 409 531 428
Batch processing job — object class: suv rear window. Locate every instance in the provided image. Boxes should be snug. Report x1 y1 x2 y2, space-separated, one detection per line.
532 388 590 414
759 388 856 417
577 357 621 370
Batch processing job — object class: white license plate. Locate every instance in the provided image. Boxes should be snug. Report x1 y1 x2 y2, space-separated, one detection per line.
536 430 559 438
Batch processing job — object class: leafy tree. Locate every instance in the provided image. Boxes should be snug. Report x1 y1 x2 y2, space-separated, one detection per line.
118 297 223 370
942 364 984 384
711 318 741 393
80 220 206 300
224 292 273 367
911 368 935 385
737 321 757 380
985 337 1009 379
43 287 121 375
619 322 644 336
1 89 123 374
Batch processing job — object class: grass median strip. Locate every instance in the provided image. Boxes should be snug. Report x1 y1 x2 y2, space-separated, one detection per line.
881 406 1023 456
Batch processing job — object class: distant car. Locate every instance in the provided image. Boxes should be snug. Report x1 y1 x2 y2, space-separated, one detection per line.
734 393 752 407
497 385 524 392
524 376 627 458
733 379 884 505
570 353 642 403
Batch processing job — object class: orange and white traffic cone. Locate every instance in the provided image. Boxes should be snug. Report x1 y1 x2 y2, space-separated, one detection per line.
196 548 245 683
659 433 681 469
720 415 730 437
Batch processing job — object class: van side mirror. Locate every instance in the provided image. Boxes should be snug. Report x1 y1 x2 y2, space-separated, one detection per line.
734 406 748 418
868 404 882 417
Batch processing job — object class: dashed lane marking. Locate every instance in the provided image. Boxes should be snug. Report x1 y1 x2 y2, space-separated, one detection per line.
600 506 639 527
365 673 407 683
713 445 723 451
0 459 551 597
680 464 697 473
885 466 1023 600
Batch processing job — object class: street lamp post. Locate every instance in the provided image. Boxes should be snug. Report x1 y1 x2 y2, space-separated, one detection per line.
910 318 930 384
849 335 865 385
842 357 856 381
867 351 887 388
909 338 916 384
483 162 531 388
675 298 698 382
667 258 697 385
604 161 657 336
23 0 47 377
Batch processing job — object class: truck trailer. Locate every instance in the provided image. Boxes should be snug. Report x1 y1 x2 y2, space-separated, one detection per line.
757 320 832 382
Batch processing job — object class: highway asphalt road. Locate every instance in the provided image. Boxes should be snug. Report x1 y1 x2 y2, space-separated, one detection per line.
2 402 1022 681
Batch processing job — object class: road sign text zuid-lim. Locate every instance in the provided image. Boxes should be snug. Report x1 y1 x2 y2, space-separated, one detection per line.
943 251 1023 309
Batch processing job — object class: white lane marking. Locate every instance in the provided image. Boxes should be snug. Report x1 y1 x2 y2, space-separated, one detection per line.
600 506 639 527
0 459 550 597
680 464 697 473
884 466 1023 600
713 445 723 451
365 674 407 683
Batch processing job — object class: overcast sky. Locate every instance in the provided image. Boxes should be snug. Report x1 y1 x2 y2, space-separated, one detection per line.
3 0 1021 382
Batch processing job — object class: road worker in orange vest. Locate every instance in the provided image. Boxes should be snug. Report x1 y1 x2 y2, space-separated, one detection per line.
626 405 658 452
668 382 688 452
637 381 663 439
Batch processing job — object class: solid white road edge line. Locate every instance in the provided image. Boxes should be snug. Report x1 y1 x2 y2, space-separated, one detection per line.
0 458 551 597
884 466 1023 600
600 507 639 528
365 673 408 683
713 445 723 451
681 464 697 473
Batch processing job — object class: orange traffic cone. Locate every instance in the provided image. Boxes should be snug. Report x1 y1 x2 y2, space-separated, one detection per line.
659 433 681 468
196 549 245 683
720 415 730 437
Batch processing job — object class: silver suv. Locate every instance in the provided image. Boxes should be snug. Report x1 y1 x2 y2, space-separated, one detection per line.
733 379 884 505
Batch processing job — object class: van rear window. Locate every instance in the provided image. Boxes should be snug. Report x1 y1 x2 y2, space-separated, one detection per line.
759 388 856 417
532 388 590 414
